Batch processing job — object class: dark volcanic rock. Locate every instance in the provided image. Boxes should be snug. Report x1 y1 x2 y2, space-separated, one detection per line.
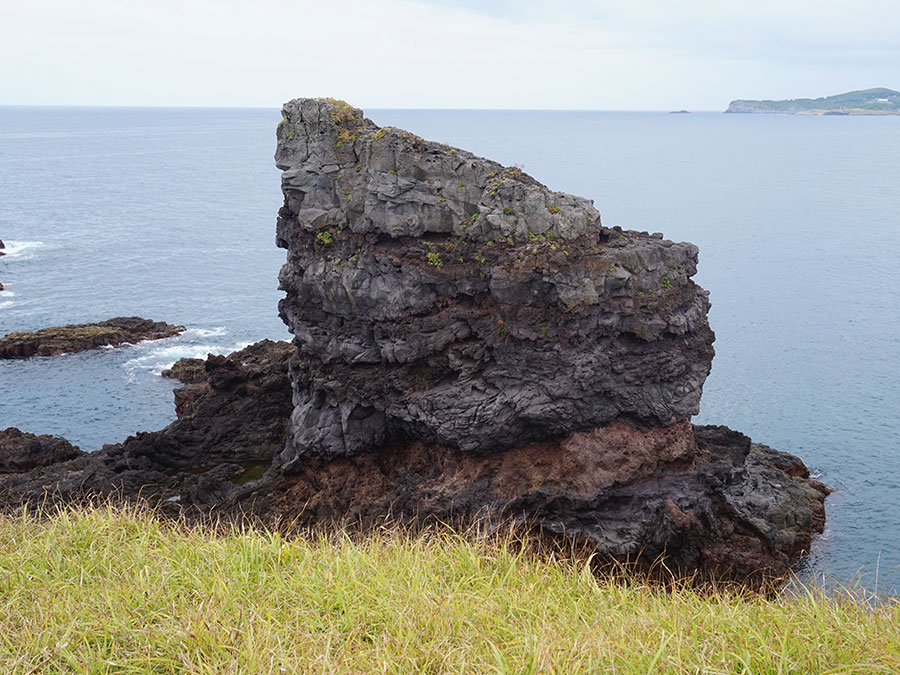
0 340 294 510
0 100 828 583
0 428 84 473
258 419 827 579
161 357 207 383
0 340 826 581
0 317 185 358
275 98 714 464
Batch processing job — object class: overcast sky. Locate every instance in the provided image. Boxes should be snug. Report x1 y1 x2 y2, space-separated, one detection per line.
2 0 898 110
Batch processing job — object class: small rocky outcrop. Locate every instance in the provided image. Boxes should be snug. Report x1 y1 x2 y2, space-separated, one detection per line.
161 357 207 383
0 317 185 358
0 428 84 473
0 340 294 509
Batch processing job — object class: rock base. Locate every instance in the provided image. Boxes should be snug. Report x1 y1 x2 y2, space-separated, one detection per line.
0 341 827 583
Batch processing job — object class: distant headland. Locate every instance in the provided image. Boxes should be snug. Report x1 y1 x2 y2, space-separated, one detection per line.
726 88 900 115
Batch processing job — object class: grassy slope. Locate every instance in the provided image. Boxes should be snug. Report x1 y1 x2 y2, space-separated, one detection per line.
1 506 897 674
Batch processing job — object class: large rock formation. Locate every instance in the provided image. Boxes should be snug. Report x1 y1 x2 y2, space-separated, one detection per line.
0 317 185 358
275 98 713 465
265 98 827 577
0 99 828 582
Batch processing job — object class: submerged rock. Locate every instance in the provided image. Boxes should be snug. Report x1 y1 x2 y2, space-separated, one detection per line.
0 317 185 358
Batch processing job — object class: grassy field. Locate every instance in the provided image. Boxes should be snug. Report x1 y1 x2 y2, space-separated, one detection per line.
0 505 897 674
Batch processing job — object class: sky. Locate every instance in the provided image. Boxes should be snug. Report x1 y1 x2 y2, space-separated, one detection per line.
1 0 898 110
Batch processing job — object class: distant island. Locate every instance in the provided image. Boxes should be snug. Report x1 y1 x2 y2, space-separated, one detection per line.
726 88 900 115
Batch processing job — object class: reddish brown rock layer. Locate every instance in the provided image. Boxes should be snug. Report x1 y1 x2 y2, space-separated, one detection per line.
0 341 826 582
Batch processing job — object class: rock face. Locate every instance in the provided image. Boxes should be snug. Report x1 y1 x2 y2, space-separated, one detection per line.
0 317 185 358
275 98 713 465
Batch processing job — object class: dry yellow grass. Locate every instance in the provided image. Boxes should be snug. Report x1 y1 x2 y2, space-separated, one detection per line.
0 505 897 673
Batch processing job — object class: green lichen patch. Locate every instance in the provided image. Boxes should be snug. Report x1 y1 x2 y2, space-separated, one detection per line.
326 98 365 148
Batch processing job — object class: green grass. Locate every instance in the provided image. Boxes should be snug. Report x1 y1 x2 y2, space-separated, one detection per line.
1 506 897 673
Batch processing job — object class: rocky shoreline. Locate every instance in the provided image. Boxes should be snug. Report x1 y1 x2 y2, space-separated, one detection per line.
0 317 185 358
0 339 827 581
0 99 829 583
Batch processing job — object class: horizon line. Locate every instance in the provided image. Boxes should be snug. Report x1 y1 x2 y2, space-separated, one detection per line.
0 103 725 113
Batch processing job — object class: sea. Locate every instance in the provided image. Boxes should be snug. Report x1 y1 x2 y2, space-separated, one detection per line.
1 106 898 596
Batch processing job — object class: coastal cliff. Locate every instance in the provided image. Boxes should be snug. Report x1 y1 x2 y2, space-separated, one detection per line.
0 99 828 582
726 87 900 114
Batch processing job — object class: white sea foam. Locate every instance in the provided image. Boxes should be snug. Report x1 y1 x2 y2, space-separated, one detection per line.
122 335 250 379
1 241 44 259
183 326 228 339
0 290 17 310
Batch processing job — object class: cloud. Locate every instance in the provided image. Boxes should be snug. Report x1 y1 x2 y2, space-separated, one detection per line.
1 0 897 108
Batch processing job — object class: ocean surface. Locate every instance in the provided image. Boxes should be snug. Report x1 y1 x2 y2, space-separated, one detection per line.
1 107 898 595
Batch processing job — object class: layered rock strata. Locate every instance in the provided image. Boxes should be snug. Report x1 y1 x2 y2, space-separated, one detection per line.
0 343 827 580
275 98 713 464
268 98 826 576
0 317 185 358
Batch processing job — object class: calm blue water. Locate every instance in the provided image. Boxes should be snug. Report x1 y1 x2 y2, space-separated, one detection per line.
1 107 898 595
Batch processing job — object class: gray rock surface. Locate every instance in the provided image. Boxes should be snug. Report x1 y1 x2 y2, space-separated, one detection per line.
275 98 715 465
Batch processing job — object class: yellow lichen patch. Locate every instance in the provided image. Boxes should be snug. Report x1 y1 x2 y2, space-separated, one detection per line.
326 98 364 148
